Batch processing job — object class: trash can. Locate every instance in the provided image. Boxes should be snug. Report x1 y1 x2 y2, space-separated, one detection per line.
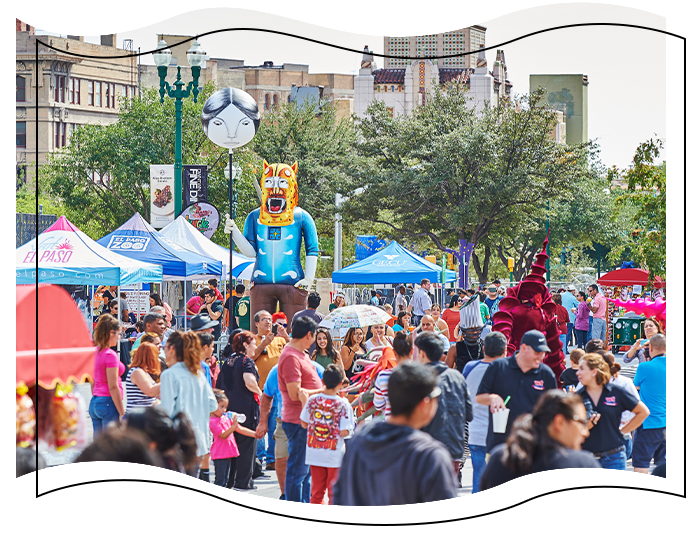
612 316 646 345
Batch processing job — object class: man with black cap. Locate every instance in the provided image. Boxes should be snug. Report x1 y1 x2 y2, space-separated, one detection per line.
475 330 558 452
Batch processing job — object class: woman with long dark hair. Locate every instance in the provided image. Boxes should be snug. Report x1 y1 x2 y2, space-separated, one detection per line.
215 330 262 490
480 390 600 490
340 328 367 378
125 406 199 474
574 291 591 349
576 353 649 470
311 328 342 371
160 331 217 474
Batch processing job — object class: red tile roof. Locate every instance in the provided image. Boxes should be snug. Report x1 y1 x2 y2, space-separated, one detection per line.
372 67 509 87
373 69 406 84
439 68 474 84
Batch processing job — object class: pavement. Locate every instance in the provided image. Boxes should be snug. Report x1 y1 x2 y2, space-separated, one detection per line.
42 344 657 499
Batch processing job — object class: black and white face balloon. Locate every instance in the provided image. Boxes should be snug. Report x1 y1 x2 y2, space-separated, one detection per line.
201 87 261 149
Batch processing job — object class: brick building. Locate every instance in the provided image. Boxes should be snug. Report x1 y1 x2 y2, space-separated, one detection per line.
16 25 138 185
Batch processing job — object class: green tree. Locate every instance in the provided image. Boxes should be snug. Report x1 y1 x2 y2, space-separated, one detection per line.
608 138 666 282
40 83 260 242
343 87 597 284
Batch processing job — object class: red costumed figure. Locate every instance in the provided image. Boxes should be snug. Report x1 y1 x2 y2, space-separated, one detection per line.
492 232 566 382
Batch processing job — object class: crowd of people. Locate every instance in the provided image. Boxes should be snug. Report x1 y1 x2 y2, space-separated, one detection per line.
63 277 667 505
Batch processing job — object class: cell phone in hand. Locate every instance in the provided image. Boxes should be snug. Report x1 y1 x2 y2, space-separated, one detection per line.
272 323 278 335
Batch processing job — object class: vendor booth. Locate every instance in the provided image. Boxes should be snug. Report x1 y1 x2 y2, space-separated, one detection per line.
597 267 666 289
16 216 163 286
16 284 96 457
97 212 222 280
332 241 457 284
159 215 254 280
596 268 666 351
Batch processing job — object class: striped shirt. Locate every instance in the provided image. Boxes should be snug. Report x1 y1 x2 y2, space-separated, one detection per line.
373 369 393 417
125 367 157 412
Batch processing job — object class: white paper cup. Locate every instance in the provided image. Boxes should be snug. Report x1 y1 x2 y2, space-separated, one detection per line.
492 408 510 433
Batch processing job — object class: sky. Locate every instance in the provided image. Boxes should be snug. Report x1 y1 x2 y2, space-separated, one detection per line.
14 2 673 170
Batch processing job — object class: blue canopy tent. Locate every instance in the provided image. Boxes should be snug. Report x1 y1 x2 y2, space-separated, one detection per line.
97 212 223 280
332 241 457 284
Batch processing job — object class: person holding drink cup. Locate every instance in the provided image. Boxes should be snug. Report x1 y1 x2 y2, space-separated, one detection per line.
476 330 558 453
479 390 600 491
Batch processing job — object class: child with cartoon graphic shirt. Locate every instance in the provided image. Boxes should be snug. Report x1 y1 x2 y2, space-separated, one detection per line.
300 363 354 505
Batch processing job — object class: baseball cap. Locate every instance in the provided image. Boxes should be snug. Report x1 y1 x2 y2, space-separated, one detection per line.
567 285 577 291
520 330 551 353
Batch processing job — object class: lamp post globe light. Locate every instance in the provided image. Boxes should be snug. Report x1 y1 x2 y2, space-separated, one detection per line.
153 38 207 217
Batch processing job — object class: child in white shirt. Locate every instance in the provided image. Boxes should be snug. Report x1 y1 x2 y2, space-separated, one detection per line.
300 363 354 505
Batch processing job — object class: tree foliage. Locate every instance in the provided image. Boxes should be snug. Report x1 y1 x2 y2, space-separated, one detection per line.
607 137 666 281
39 83 261 242
342 87 598 283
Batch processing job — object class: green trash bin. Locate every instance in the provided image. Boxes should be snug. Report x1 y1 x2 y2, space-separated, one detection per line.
612 316 646 346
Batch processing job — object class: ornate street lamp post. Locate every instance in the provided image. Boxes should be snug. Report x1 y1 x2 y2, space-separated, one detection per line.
224 159 242 317
153 39 207 217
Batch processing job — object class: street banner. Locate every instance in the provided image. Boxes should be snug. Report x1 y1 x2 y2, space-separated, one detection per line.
150 164 175 228
179 202 220 239
182 165 208 208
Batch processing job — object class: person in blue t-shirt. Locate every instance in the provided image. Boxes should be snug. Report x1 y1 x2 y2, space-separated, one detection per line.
16 448 49 506
256 360 324 499
632 333 667 474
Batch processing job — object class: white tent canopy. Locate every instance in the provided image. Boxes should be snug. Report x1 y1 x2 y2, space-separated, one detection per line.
16 216 162 286
159 215 253 279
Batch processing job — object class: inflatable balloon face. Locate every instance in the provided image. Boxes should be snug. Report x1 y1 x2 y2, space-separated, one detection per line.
201 87 261 149
259 160 299 227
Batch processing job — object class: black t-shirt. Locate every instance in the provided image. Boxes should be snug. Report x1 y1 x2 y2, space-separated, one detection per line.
576 382 639 453
480 443 600 491
477 355 558 451
102 290 114 302
202 300 224 340
559 368 579 389
215 353 260 429
224 295 242 329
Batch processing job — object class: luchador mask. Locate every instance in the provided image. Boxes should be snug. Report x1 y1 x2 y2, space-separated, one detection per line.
259 160 299 226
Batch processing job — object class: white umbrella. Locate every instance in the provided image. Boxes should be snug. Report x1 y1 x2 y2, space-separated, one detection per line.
319 304 392 330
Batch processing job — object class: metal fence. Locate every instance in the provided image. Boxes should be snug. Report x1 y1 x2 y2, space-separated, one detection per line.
16 212 58 247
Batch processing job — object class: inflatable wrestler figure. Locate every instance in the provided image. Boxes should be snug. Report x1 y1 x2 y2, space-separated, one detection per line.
224 161 319 322
491 232 566 382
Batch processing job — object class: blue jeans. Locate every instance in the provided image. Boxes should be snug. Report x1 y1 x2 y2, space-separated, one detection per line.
590 317 606 341
559 334 567 354
565 323 574 353
575 329 588 349
624 434 633 460
598 450 627 470
88 395 120 435
281 421 311 503
256 404 278 464
469 444 488 493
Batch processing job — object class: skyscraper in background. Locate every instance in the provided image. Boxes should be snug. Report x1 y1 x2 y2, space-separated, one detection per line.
383 26 486 69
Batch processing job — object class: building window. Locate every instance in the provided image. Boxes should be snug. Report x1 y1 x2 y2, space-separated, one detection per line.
54 75 66 103
69 78 80 104
287 95 291 103
16 75 26 102
264 93 270 110
273 94 279 107
95 81 102 107
16 121 26 148
105 83 115 107
88 81 94 106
